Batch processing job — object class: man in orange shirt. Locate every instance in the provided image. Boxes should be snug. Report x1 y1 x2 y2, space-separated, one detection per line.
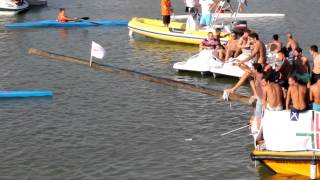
57 8 79 23
161 0 174 27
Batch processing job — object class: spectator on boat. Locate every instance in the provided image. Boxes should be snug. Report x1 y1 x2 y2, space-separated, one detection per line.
236 32 267 72
199 0 213 27
268 34 282 53
262 71 284 111
161 0 174 27
57 8 80 23
252 63 265 128
199 32 220 51
214 44 226 60
235 29 251 57
215 28 229 39
286 75 307 112
309 45 320 85
310 78 320 111
224 33 267 98
292 48 310 85
274 48 292 91
224 32 239 61
184 0 198 14
211 0 230 13
285 32 299 59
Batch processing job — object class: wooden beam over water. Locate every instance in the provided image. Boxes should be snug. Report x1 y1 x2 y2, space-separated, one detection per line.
28 48 250 104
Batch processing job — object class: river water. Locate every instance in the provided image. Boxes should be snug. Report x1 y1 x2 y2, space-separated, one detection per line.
0 0 319 179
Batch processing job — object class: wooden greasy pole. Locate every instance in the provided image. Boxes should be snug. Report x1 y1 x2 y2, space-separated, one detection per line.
28 48 250 104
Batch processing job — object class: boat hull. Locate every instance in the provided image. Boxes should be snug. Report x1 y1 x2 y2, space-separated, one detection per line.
128 17 230 45
1 20 128 27
251 150 320 178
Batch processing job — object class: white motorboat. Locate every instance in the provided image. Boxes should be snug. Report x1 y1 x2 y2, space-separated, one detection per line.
209 53 251 77
173 49 220 75
173 49 250 77
0 0 29 15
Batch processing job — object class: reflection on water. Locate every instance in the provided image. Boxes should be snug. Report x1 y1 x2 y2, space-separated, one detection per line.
129 38 197 62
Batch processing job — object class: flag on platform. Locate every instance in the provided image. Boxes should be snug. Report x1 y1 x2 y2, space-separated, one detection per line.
290 111 299 121
262 110 316 151
91 41 105 59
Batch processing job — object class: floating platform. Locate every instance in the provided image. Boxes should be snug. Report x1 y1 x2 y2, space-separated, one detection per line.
0 91 53 98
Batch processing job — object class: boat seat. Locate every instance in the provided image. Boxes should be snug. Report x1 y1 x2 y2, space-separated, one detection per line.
169 27 185 33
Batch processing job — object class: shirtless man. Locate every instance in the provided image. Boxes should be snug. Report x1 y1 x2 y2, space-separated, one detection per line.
309 45 320 85
235 29 251 57
224 33 266 96
286 75 307 112
293 48 310 85
310 78 320 111
286 32 299 58
214 44 226 60
262 72 284 111
237 32 267 71
268 34 282 53
224 32 239 61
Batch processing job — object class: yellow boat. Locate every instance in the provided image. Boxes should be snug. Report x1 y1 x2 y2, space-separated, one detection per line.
128 17 240 45
251 150 320 178
250 110 320 178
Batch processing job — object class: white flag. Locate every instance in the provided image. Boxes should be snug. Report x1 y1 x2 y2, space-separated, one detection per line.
91 41 105 59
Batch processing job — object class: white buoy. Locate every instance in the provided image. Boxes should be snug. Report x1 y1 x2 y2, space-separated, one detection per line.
310 155 317 180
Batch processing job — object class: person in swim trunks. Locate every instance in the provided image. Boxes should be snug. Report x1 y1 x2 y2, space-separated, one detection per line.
292 47 310 85
309 45 320 85
199 0 213 27
57 8 80 22
285 32 299 59
262 71 284 111
235 29 251 57
286 75 307 112
268 34 282 53
310 78 320 111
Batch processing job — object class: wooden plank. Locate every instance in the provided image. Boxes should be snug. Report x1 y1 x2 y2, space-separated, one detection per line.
28 48 251 104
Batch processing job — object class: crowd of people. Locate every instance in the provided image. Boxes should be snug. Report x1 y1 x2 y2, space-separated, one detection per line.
198 27 320 128
221 32 320 128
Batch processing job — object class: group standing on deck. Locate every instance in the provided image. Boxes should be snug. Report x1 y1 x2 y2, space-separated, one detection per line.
189 24 320 130
161 0 248 28
216 31 320 130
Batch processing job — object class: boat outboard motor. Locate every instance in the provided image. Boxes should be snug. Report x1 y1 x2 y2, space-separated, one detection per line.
231 20 247 35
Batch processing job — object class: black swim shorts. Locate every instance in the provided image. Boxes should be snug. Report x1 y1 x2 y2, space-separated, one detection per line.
162 15 170 25
311 72 320 84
